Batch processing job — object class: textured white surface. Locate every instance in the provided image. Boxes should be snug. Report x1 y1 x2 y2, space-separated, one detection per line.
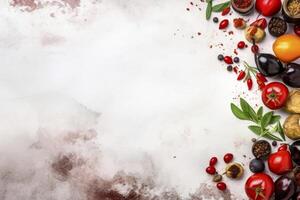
0 0 283 199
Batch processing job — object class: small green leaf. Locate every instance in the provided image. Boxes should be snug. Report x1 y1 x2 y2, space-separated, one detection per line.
206 1 213 20
211 1 230 12
257 107 263 120
231 103 249 120
261 111 273 129
264 133 283 142
276 122 285 141
248 125 261 136
240 98 250 116
269 115 281 124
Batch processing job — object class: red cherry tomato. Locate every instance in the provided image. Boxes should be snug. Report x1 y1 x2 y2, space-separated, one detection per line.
245 173 274 200
255 0 282 16
217 182 227 191
223 153 233 163
268 146 293 175
237 41 246 49
261 82 289 110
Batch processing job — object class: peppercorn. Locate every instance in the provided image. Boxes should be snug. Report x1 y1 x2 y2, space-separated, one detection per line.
218 54 224 61
227 65 233 71
252 140 271 159
272 141 277 147
268 17 287 37
233 57 240 63
213 17 219 23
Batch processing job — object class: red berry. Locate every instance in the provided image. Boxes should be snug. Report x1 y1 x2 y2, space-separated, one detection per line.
209 157 218 166
294 24 300 36
223 153 233 163
251 45 259 54
247 78 253 90
219 19 229 29
237 71 246 81
237 41 245 49
217 182 227 191
206 166 216 175
221 7 230 16
223 56 233 64
256 73 267 83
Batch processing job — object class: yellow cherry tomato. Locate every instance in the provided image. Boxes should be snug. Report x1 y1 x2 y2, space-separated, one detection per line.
273 34 300 63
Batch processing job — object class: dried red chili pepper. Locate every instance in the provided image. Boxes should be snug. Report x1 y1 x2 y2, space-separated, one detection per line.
250 18 267 29
237 71 246 80
233 66 239 74
222 7 231 16
247 78 253 90
256 73 267 83
219 19 229 29
224 56 233 64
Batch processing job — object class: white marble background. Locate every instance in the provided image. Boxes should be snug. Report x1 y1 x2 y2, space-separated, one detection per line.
0 0 283 199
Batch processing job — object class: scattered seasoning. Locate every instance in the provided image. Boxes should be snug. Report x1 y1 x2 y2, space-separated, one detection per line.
252 140 271 159
186 8 190 11
287 0 300 16
268 17 287 37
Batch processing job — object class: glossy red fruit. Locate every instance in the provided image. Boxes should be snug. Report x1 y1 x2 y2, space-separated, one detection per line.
206 166 216 174
217 182 227 191
247 78 253 90
224 56 233 64
209 157 218 166
268 145 293 175
251 45 259 54
256 73 267 83
255 0 282 16
245 173 274 200
250 18 267 29
294 24 300 37
219 19 229 29
223 153 233 163
261 82 289 110
222 7 230 16
237 71 246 81
237 41 246 49
278 144 288 151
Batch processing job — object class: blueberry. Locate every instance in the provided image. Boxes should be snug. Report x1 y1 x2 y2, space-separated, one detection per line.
233 57 240 63
272 141 277 147
218 54 224 61
227 65 232 71
213 17 219 23
249 158 265 173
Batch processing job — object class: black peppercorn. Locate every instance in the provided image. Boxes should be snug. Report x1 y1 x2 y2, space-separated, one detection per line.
218 54 224 61
233 57 240 63
227 65 233 71
213 17 219 23
268 17 287 37
252 140 271 159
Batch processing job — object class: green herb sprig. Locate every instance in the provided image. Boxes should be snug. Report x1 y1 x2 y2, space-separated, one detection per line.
231 98 285 141
206 0 230 20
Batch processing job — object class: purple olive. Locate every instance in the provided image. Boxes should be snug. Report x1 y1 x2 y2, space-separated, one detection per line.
293 192 300 200
274 175 296 200
282 63 300 88
289 140 300 165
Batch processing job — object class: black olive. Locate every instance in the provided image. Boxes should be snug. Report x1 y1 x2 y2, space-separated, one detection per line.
289 140 300 165
282 63 300 88
255 53 284 77
274 175 296 200
249 158 265 173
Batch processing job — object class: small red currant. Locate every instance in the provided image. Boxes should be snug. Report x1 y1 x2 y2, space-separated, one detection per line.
223 153 233 163
206 166 216 175
209 157 218 166
217 182 227 191
237 41 245 49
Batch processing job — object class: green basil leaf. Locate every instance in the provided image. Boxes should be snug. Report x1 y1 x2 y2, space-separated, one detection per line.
212 1 230 12
231 103 249 120
206 2 213 20
269 115 281 125
264 133 283 141
276 122 285 141
261 111 273 129
240 98 258 123
257 106 263 120
248 125 262 136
